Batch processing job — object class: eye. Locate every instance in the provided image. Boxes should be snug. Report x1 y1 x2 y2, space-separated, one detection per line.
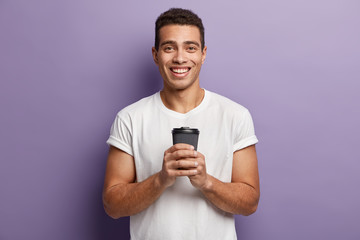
187 46 197 52
164 46 174 52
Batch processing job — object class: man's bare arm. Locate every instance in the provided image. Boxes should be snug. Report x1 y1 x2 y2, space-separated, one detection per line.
188 145 260 216
102 146 164 218
102 144 198 219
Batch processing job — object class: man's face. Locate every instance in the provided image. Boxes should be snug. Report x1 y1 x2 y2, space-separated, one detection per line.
152 24 207 91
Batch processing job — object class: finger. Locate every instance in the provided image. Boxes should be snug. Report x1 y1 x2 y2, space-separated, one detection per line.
195 151 204 158
173 149 198 160
164 149 197 161
167 143 194 154
194 158 206 172
195 156 205 165
170 159 199 169
171 169 198 176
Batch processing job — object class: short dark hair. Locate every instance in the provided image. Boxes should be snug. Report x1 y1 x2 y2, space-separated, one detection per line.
155 8 205 51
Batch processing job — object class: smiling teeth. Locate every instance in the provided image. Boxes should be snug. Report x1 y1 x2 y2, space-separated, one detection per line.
172 68 189 73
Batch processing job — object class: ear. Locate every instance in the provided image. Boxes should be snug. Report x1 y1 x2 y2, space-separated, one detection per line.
152 47 159 65
201 46 207 64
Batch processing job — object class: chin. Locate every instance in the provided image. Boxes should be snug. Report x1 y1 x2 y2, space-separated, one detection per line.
168 79 197 91
170 84 193 91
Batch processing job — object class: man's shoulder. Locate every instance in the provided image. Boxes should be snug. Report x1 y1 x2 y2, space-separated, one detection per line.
207 90 249 113
115 92 159 118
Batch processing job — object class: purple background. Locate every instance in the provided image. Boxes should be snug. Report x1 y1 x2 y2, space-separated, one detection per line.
1 0 359 239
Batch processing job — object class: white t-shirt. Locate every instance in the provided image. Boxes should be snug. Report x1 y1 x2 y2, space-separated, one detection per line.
107 89 258 240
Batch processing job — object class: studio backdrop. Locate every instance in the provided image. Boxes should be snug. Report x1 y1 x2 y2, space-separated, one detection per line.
1 0 359 239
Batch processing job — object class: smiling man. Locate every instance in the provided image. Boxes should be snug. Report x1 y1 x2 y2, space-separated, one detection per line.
103 8 260 240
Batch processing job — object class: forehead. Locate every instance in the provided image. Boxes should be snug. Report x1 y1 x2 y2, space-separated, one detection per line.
158 24 201 44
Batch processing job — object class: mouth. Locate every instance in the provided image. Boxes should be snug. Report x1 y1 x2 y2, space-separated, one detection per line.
170 67 191 74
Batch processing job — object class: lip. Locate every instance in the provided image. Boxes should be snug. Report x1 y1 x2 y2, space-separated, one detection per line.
169 67 191 78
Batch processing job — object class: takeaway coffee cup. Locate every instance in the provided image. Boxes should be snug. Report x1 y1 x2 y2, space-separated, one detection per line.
172 127 200 150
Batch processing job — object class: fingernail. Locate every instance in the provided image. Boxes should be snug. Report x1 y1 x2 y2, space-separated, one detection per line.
189 145 194 150
194 151 197 157
194 161 198 167
192 170 197 174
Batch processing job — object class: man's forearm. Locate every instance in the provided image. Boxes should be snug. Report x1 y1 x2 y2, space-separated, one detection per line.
103 173 165 219
200 174 259 216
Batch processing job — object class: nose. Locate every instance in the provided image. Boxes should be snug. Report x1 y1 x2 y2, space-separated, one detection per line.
173 49 187 64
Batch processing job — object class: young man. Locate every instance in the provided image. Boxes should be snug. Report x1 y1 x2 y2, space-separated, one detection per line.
103 8 260 240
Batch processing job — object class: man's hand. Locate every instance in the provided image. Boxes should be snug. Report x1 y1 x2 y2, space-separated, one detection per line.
187 151 210 190
159 143 199 188
195 145 260 216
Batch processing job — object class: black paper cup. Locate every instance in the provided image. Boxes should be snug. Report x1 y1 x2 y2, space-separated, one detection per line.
172 127 200 150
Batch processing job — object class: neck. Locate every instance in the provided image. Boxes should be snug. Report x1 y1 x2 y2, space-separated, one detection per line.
160 86 204 114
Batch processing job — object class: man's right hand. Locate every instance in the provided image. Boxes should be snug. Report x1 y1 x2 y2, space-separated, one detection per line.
158 143 199 188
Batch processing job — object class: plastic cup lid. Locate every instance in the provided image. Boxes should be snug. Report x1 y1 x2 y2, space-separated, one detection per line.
172 127 199 134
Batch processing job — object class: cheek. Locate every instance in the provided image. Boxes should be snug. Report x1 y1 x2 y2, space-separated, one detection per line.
194 58 203 68
158 54 172 63
194 55 204 64
156 60 167 69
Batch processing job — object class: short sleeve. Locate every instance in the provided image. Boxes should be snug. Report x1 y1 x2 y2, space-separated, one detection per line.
233 109 258 152
106 114 133 156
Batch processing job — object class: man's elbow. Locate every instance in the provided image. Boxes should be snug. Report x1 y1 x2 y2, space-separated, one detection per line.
242 203 258 216
241 191 260 216
103 203 122 219
102 192 124 219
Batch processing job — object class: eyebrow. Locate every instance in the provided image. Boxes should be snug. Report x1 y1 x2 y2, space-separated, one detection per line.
160 40 176 47
160 40 200 47
184 41 200 47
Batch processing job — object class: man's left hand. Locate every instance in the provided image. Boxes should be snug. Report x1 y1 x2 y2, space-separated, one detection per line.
187 151 211 190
